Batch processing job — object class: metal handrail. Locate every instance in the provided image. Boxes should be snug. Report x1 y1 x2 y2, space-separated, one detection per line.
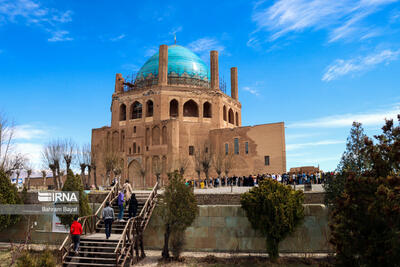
114 181 159 265
59 181 119 261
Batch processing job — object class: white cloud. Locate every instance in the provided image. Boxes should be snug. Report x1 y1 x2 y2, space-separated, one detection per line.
110 34 126 42
188 37 225 53
288 104 400 128
242 86 260 96
48 30 72 42
14 124 47 140
286 140 345 151
322 49 400 81
250 0 398 44
14 142 43 169
0 0 73 41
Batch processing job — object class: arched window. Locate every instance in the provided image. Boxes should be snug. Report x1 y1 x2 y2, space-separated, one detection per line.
228 108 234 124
223 105 227 121
146 100 153 117
133 142 136 153
131 101 142 119
235 112 239 126
162 126 167 145
183 100 199 117
170 99 178 117
203 102 212 118
119 104 126 121
152 126 160 145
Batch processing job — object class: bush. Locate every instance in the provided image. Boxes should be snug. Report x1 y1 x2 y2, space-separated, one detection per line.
170 232 186 259
16 250 56 267
330 176 400 266
0 169 22 232
16 251 36 267
36 249 56 267
57 170 91 227
241 179 304 262
159 171 198 259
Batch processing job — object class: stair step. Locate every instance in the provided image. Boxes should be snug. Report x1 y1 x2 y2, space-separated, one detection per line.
72 251 117 258
79 245 116 250
63 262 116 267
66 256 118 261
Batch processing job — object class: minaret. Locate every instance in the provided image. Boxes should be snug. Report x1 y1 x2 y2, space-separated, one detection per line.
114 73 124 93
210 51 219 90
230 67 238 100
158 44 168 86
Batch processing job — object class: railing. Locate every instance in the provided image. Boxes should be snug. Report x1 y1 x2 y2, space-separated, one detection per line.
59 181 120 263
114 181 159 266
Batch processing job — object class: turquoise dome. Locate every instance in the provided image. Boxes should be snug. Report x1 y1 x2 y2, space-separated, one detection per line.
136 45 210 81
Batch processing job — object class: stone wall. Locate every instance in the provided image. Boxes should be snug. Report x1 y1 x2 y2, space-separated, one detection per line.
195 192 324 205
144 204 333 253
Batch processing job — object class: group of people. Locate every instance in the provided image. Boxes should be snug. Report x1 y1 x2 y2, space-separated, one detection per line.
186 172 327 188
69 180 139 255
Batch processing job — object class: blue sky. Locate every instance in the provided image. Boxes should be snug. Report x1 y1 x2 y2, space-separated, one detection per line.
1 0 400 171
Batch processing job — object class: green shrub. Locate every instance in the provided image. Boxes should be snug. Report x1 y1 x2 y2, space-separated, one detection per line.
330 176 400 266
240 179 304 262
0 170 22 232
57 170 91 227
159 171 198 259
36 249 56 267
16 251 36 267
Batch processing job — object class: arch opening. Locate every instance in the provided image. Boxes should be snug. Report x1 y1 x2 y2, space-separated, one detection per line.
203 102 212 118
131 101 142 119
170 99 179 118
183 100 199 117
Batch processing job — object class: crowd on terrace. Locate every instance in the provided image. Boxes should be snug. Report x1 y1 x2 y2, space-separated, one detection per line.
185 172 333 188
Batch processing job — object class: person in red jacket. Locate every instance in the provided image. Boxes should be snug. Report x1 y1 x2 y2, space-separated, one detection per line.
70 216 83 255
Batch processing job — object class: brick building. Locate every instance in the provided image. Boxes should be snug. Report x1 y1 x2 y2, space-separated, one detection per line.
92 44 286 188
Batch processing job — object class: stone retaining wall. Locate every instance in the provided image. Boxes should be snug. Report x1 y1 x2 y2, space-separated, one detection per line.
144 204 333 253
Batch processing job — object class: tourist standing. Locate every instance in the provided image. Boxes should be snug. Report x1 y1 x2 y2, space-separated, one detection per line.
102 201 115 240
123 180 133 201
70 216 82 255
128 193 138 219
118 190 125 222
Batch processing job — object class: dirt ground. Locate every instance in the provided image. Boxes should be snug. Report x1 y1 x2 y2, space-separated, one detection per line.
136 251 334 267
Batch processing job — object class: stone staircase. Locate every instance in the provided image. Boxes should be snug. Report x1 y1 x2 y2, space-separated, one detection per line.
60 182 158 267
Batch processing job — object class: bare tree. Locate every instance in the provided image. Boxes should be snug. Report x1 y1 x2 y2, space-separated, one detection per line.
153 157 162 186
224 152 234 178
0 113 15 172
133 160 147 188
194 150 202 188
102 148 119 185
61 139 75 173
78 143 91 189
200 143 213 188
91 147 98 189
41 170 47 187
25 161 33 190
0 114 26 176
42 140 62 189
177 156 190 177
214 152 224 181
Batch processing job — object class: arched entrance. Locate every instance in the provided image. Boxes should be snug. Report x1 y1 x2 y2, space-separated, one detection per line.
128 159 142 189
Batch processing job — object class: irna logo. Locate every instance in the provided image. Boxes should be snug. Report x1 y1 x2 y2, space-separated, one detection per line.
38 192 79 203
